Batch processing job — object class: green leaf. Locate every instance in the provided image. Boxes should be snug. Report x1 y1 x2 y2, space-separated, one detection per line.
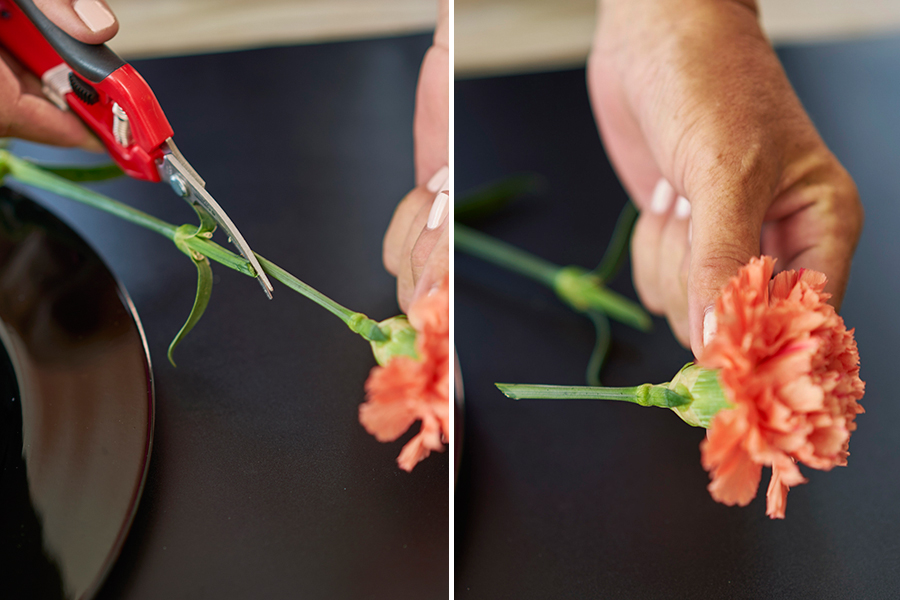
165 200 221 366
585 310 611 386
34 163 125 182
455 174 542 223
590 201 638 282
167 251 213 366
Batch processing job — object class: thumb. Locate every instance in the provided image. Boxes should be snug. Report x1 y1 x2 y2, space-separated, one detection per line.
687 193 764 358
34 0 119 44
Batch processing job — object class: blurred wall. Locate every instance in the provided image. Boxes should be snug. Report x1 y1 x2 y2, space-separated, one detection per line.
455 0 900 77
106 0 436 58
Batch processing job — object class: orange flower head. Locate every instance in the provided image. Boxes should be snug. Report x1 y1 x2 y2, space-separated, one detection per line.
698 256 864 518
359 276 449 471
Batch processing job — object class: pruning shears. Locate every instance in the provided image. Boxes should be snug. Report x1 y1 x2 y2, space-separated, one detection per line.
0 0 274 298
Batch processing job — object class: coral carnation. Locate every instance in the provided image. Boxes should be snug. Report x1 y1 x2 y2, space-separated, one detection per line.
359 276 449 471
699 256 864 518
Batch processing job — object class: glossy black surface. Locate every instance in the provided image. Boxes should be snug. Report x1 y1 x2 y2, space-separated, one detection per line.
0 187 153 600
11 33 447 600
456 37 900 598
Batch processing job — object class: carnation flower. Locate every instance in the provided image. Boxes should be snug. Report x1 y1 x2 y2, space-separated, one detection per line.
698 256 864 518
359 276 449 471
499 256 865 518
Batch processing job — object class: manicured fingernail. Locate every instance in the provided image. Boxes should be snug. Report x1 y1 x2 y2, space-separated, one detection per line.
74 0 116 32
703 309 717 347
649 178 675 214
426 165 449 193
426 190 449 230
674 195 691 219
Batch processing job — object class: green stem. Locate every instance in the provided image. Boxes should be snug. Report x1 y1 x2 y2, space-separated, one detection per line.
256 256 386 341
585 310 611 386
455 221 650 331
496 382 690 408
590 201 638 282
455 222 559 287
553 266 651 331
5 151 176 239
2 151 387 343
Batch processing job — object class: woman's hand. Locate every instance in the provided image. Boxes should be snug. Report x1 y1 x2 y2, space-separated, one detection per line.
588 0 862 356
1 0 117 149
383 0 449 312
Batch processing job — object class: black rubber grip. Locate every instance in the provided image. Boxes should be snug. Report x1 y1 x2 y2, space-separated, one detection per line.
13 0 125 83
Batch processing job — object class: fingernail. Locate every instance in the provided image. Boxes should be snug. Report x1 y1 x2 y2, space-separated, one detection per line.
649 178 675 214
426 165 449 193
426 190 449 230
413 280 442 305
74 0 116 32
703 309 717 347
674 195 691 219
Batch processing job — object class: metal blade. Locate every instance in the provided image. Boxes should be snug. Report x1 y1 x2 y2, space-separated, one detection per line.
157 138 273 298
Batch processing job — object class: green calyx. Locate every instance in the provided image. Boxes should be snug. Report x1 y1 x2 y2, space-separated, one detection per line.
496 363 733 429
369 315 418 366
665 363 733 428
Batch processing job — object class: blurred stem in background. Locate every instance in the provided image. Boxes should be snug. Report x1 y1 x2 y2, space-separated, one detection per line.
454 176 648 384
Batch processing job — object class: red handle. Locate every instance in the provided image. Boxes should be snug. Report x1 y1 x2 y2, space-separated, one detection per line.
0 0 173 181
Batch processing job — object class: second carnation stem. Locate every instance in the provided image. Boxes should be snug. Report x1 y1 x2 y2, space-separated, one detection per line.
455 223 650 331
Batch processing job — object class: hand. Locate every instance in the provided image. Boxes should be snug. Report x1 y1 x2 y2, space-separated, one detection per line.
383 0 449 312
383 178 449 314
1 0 118 149
587 0 862 356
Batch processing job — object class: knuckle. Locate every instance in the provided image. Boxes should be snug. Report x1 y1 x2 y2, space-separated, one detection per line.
690 244 753 293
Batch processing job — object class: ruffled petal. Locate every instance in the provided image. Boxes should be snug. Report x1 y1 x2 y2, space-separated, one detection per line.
396 415 445 472
698 256 864 517
702 409 763 507
359 275 449 471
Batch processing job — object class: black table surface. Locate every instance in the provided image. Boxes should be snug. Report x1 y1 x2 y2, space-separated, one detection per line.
455 36 900 598
11 33 448 600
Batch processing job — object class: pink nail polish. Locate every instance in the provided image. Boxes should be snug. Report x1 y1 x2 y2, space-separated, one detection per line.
649 179 675 214
426 166 449 193
674 196 691 219
426 190 449 230
703 310 717 347
74 0 116 32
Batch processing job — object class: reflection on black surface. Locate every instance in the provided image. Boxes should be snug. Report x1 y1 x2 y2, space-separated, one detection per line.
0 336 65 599
0 187 153 600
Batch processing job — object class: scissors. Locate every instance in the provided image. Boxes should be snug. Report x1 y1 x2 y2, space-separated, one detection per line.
0 0 274 298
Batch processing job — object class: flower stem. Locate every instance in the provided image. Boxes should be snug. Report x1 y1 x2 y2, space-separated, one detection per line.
455 222 559 286
256 256 386 341
1 151 387 343
553 266 651 331
4 151 177 239
495 382 690 408
585 310 611 386
590 201 638 282
455 222 651 330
